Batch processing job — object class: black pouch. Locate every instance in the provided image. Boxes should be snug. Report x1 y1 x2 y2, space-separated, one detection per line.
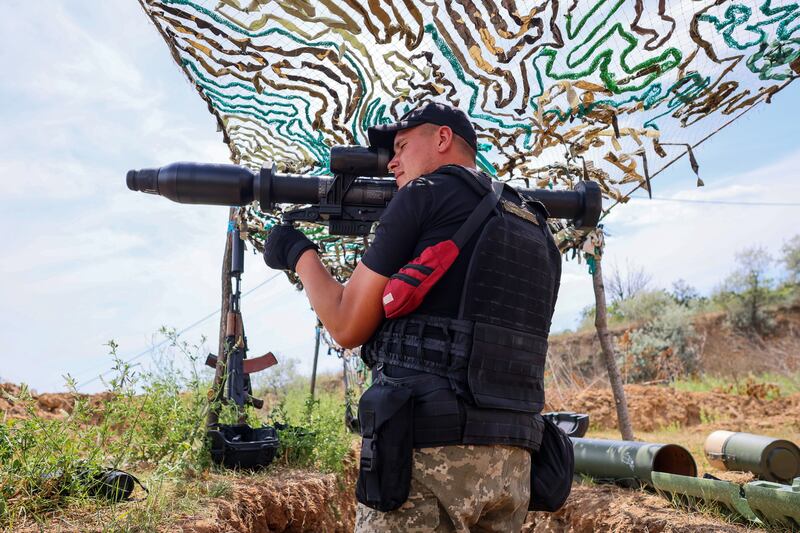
355 381 414 512
468 321 546 413
529 416 574 512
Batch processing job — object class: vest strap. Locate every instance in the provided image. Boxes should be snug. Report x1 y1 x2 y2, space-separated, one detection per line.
452 181 504 249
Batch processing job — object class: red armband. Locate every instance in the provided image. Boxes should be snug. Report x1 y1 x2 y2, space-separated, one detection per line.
382 181 504 318
382 240 459 319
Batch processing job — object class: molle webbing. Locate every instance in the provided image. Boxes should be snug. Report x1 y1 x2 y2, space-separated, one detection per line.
459 209 558 337
362 314 474 379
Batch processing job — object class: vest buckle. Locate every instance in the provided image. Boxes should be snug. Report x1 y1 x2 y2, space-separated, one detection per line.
360 436 377 472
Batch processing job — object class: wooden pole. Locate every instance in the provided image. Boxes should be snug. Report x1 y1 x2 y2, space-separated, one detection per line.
207 208 235 428
591 254 635 441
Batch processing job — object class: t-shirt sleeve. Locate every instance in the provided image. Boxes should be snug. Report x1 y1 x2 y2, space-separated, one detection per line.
360 179 432 277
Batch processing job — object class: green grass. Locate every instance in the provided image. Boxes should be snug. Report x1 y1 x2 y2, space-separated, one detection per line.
671 372 800 398
0 329 356 531
263 383 357 474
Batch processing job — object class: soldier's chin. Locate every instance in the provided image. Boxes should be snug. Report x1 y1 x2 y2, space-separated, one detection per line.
396 172 415 188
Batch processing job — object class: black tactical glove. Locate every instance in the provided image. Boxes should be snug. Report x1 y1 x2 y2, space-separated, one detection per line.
263 224 318 271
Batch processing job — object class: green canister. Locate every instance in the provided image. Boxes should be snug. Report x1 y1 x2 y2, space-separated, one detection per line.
705 430 800 484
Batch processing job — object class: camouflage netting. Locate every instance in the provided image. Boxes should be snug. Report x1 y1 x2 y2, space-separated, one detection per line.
139 0 799 281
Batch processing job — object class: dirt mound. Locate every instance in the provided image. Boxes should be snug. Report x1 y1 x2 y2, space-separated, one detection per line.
174 453 358 533
178 479 751 533
547 384 800 432
1 382 112 421
548 306 800 383
524 484 748 532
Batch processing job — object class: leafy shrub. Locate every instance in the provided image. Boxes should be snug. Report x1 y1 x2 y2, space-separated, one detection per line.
252 357 302 397
616 291 699 382
0 328 357 530
0 331 212 528
267 389 353 474
615 290 674 324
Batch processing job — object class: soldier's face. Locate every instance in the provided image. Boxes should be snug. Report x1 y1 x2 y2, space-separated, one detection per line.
388 125 438 188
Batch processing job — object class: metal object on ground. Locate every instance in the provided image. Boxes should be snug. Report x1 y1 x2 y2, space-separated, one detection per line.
743 477 800 528
705 430 800 484
572 437 697 487
205 227 281 469
651 472 758 522
542 412 590 438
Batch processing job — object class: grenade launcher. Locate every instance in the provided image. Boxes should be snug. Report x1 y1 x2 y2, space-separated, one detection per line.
126 146 602 235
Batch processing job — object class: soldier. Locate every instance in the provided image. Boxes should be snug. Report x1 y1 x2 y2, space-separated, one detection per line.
263 102 562 532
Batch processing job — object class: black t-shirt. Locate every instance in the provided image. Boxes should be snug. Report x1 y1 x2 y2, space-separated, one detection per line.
361 166 525 317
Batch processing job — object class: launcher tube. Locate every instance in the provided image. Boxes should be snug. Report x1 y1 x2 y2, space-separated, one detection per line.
572 437 698 487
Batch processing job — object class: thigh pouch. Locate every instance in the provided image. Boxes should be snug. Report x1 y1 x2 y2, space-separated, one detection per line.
356 381 414 512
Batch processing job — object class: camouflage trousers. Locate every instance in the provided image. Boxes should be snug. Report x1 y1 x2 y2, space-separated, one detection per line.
355 444 531 533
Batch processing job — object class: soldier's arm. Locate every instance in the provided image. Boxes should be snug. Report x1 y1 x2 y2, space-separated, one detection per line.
294 177 429 348
295 251 388 349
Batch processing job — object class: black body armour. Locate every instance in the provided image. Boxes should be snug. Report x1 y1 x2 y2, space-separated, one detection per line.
362 166 562 450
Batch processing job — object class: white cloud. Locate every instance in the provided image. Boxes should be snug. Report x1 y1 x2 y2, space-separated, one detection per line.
0 3 152 110
550 149 800 332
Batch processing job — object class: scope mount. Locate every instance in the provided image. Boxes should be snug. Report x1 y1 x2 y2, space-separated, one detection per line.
282 172 383 235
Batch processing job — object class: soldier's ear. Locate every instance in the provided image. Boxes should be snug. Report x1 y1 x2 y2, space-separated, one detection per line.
435 126 454 153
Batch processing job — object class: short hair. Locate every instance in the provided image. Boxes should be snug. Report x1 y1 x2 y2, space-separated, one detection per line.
452 132 477 161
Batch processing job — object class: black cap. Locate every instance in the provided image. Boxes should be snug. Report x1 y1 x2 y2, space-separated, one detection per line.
368 102 478 155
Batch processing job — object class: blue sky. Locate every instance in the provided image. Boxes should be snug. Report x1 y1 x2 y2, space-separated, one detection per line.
1 3 799 393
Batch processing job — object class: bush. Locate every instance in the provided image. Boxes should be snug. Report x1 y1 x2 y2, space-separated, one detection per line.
616 291 699 382
267 389 353 474
615 290 674 324
670 279 701 307
0 329 357 530
252 357 302 397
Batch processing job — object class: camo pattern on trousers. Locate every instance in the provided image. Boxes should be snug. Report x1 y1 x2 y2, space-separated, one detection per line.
355 444 531 533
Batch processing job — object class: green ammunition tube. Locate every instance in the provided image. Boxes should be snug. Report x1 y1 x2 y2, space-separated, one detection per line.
572 437 697 487
705 430 800 484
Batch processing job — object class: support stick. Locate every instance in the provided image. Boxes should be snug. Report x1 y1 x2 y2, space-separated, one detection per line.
592 255 635 441
310 318 322 399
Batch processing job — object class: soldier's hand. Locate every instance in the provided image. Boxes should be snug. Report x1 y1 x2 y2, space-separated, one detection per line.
262 224 318 272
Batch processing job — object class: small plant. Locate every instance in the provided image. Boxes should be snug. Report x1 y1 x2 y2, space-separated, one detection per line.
206 479 232 499
699 409 717 425
0 329 214 529
267 389 354 474
659 420 683 434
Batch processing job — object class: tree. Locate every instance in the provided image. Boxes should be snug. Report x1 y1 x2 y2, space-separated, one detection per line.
781 235 800 284
717 246 774 334
670 279 700 307
606 259 653 304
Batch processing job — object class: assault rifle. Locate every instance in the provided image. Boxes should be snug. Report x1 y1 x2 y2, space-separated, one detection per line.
126 146 602 234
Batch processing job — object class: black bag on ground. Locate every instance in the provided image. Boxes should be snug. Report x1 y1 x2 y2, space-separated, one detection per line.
529 415 574 512
355 382 414 512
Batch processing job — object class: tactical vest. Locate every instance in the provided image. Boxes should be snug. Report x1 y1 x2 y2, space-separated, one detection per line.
362 166 562 450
